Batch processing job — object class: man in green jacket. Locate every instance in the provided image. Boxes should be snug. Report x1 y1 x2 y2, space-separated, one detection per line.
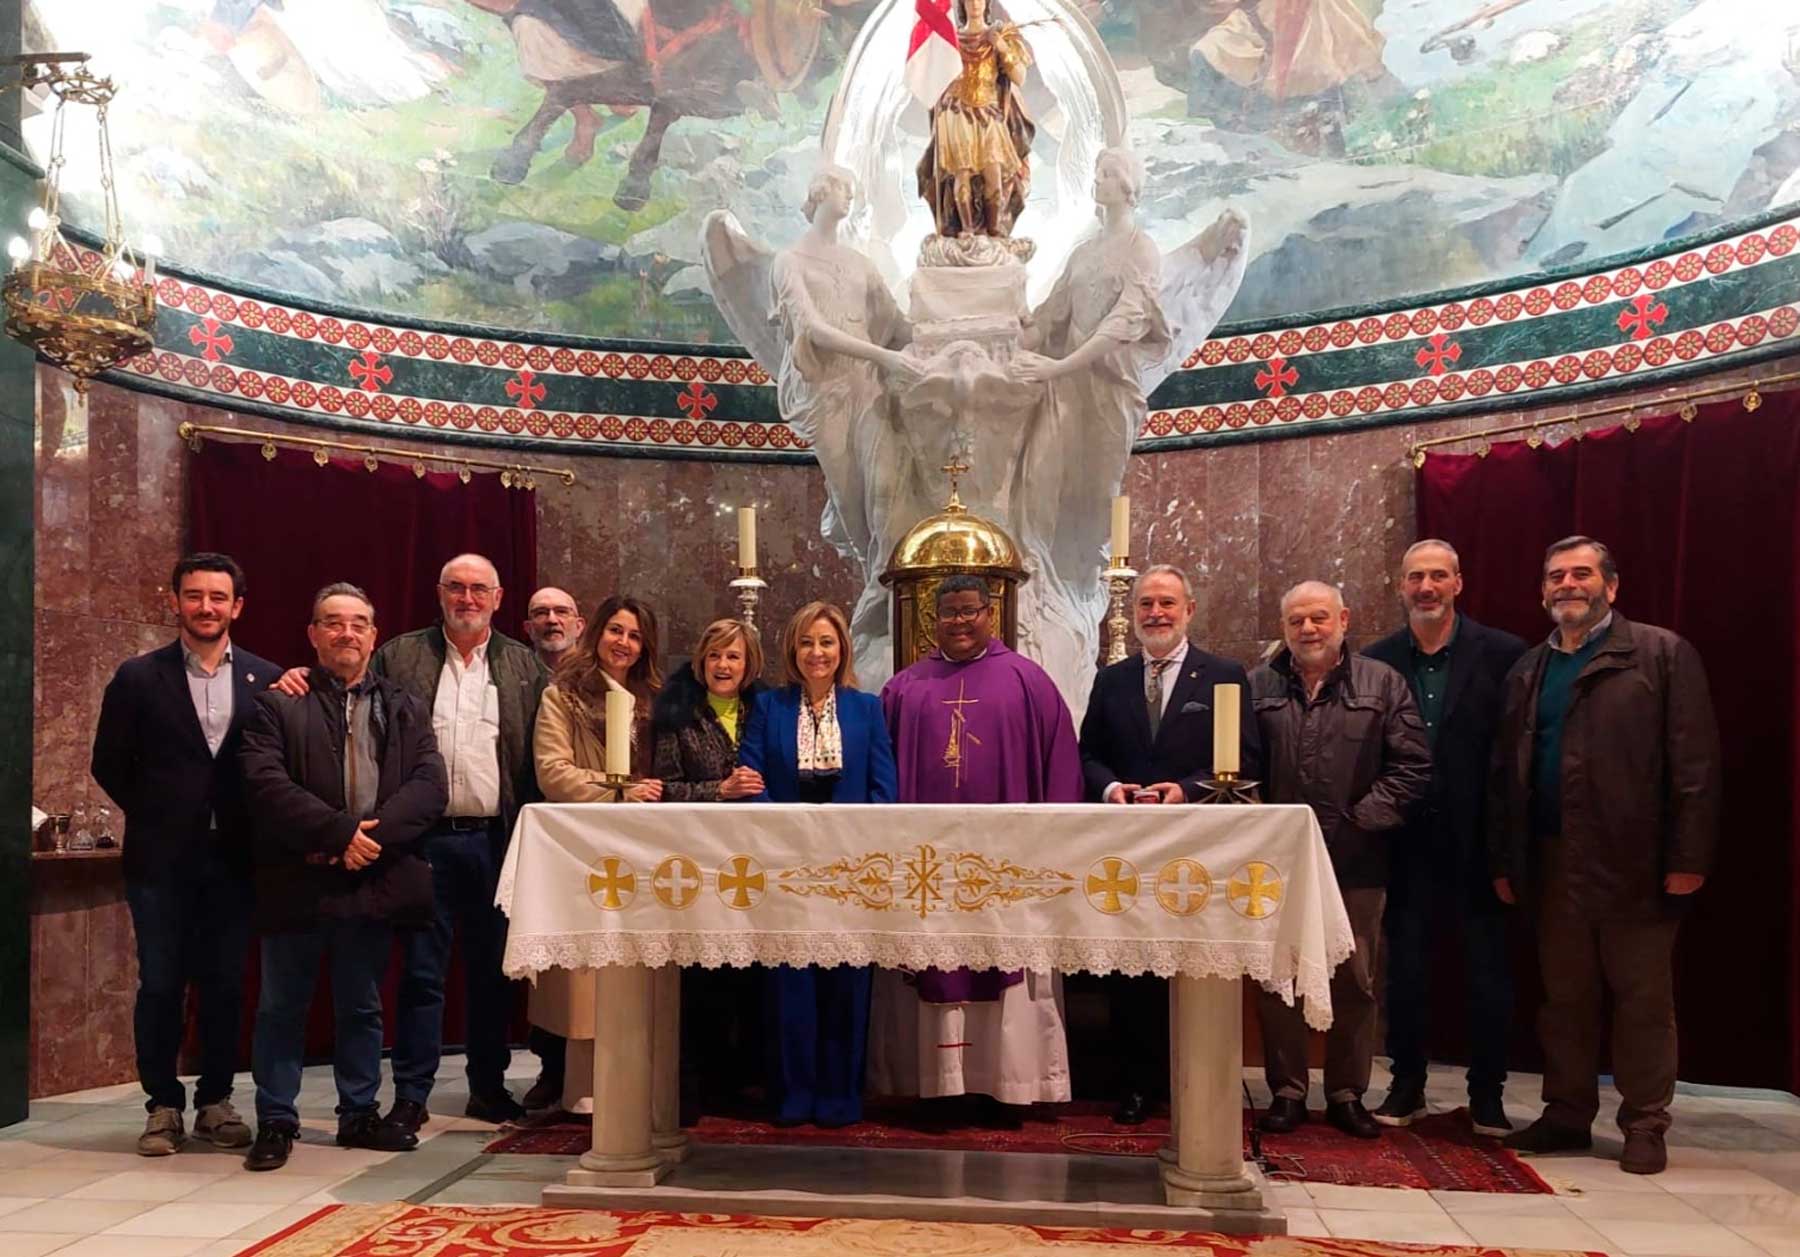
1489 537 1721 1175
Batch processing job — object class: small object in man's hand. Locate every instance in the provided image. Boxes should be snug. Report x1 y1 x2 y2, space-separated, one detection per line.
1132 789 1160 804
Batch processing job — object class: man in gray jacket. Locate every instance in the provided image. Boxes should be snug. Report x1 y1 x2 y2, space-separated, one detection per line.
1250 581 1432 1140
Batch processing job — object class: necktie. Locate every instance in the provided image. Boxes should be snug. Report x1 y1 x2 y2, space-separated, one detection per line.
1147 657 1174 740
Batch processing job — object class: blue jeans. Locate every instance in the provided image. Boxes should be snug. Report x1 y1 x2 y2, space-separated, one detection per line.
251 918 392 1128
767 964 872 1126
124 851 253 1113
1384 853 1513 1099
391 824 513 1104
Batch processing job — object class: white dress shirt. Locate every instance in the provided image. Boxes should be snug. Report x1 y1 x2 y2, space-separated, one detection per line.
433 636 502 818
1104 637 1191 802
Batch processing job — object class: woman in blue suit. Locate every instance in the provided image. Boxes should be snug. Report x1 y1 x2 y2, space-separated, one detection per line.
738 600 897 1126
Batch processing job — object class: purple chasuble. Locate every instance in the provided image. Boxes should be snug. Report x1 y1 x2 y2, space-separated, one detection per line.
879 641 1084 1003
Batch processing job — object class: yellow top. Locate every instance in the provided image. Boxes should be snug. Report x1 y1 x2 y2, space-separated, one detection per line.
707 691 741 744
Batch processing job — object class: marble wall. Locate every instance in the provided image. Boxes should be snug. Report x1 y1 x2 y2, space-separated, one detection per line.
28 355 1798 1096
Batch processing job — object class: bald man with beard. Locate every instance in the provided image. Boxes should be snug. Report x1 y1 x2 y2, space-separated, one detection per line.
1249 581 1431 1140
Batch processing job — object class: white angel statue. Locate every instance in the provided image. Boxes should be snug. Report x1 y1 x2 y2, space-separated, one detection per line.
1009 146 1249 708
703 166 920 644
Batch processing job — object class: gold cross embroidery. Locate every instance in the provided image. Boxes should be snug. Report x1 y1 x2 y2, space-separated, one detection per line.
941 678 982 790
587 856 636 910
1227 861 1284 919
1084 856 1139 914
717 855 766 910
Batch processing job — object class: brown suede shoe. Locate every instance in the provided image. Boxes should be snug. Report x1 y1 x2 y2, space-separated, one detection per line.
1502 1116 1592 1154
1621 1129 1668 1175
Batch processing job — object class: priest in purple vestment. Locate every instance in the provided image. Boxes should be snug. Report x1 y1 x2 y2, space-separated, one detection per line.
867 574 1083 1116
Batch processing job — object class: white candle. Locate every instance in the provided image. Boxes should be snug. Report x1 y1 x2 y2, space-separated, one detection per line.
737 506 757 570
1110 495 1130 559
1213 683 1241 776
604 689 632 778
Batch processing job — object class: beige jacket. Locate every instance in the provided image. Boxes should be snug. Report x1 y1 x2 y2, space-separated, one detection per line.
528 678 644 1037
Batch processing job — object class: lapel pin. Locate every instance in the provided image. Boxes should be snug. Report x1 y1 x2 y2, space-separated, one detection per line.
247 674 256 684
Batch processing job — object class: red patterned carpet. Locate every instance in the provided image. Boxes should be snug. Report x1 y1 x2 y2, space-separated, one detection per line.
239 1204 1596 1257
483 1104 1551 1194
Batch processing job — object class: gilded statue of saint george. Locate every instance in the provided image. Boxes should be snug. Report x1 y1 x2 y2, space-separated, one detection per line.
916 0 1036 242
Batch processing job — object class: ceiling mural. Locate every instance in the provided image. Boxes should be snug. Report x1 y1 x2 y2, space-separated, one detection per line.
22 0 1800 345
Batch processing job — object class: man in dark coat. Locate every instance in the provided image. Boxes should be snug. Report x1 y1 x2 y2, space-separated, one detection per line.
1490 537 1720 1175
1078 563 1262 1124
91 552 278 1157
1364 540 1525 1138
239 583 448 1172
1250 581 1431 1140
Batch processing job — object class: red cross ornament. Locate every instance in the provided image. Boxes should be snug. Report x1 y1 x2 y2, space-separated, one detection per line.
1616 293 1669 341
1413 333 1463 376
347 350 393 393
1254 356 1299 399
677 380 718 421
188 318 235 363
505 368 546 411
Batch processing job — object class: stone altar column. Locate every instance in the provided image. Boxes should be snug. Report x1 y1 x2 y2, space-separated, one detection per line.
1162 975 1267 1216
569 964 668 1187
651 963 689 1163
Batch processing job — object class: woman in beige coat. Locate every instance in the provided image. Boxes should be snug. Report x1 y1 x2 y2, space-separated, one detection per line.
527 594 663 1113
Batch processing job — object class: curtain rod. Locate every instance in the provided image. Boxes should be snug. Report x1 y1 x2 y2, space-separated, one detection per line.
176 421 578 488
1407 370 1800 465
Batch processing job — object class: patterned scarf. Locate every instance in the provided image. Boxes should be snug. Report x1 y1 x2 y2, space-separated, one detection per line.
796 687 843 779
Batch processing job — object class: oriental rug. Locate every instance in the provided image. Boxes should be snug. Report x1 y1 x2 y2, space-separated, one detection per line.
483 1106 1552 1194
236 1204 1600 1257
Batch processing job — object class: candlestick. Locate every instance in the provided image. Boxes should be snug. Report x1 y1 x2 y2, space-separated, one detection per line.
1101 564 1137 665
729 571 767 633
1110 495 1130 559
1212 683 1241 775
604 689 632 778
737 506 757 569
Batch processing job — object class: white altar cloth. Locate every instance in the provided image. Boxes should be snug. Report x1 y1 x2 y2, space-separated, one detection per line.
498 802 1352 1029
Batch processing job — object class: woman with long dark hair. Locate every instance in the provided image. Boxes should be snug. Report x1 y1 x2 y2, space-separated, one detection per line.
525 594 663 1113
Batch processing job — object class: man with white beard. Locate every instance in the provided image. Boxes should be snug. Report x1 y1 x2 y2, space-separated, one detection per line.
1363 542 1525 1139
523 586 584 673
1077 564 1261 1124
1249 581 1430 1140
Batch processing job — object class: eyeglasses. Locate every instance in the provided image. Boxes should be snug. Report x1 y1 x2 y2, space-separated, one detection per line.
529 605 577 619
440 582 496 599
314 616 374 633
937 605 988 623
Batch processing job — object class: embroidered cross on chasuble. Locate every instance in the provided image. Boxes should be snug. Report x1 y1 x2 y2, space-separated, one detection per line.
879 641 1085 1003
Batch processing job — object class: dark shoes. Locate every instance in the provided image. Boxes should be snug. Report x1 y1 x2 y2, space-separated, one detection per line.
1257 1096 1307 1134
1621 1129 1667 1175
385 1099 429 1137
1470 1094 1513 1139
1503 1116 1593 1154
521 1073 563 1113
465 1090 526 1124
1114 1089 1150 1127
337 1110 419 1153
1372 1079 1427 1128
1327 1099 1382 1139
244 1124 296 1172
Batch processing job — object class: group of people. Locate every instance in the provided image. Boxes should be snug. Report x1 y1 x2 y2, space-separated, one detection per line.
90 531 1718 1179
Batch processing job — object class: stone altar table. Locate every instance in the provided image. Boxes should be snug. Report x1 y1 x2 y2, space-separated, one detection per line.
498 803 1351 1232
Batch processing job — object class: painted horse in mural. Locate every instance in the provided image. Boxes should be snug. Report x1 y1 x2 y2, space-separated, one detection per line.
468 0 873 211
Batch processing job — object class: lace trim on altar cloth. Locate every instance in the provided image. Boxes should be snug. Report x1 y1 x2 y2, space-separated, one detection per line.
503 923 1359 1032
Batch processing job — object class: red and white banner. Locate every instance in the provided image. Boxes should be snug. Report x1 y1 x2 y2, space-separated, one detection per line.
905 0 962 107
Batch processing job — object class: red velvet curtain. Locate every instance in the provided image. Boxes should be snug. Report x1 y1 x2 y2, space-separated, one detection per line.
186 440 538 1063
1418 392 1800 1093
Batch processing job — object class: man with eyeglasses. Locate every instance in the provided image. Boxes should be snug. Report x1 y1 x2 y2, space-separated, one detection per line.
872 574 1083 1124
524 586 585 672
275 553 549 1130
238 584 447 1170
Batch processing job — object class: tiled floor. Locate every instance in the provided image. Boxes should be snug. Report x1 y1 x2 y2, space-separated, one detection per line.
1 1058 1796 1256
